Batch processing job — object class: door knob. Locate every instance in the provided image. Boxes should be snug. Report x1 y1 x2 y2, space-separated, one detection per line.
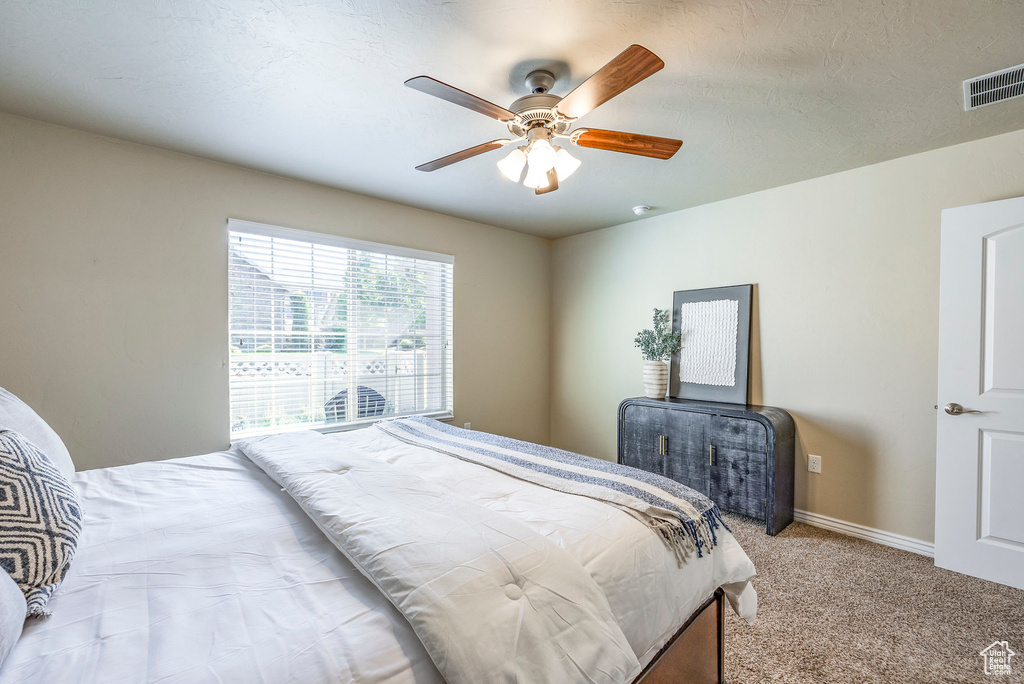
944 402 982 415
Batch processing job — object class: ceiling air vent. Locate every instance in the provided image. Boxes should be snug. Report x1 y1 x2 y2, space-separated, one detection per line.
963 63 1024 110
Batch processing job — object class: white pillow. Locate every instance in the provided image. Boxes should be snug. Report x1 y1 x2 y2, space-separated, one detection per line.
0 388 75 479
0 570 26 667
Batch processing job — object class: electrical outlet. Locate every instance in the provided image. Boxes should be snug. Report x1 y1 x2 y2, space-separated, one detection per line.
808 454 822 474
464 422 471 430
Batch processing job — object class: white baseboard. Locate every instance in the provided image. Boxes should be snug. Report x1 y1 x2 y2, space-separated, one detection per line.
793 509 935 558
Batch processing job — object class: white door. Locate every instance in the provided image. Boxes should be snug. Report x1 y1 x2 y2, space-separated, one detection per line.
936 195 1024 590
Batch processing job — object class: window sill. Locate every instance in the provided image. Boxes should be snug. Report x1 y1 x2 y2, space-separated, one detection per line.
313 411 454 435
230 411 454 443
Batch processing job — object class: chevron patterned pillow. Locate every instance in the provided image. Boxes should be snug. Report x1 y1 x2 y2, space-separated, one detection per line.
0 430 82 617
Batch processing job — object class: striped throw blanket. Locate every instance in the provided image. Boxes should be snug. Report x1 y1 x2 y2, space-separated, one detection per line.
375 417 727 564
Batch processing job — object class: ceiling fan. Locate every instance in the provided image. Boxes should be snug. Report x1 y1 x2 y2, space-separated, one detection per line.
405 45 683 195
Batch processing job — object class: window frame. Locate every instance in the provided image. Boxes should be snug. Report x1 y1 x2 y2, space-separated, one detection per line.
226 218 454 438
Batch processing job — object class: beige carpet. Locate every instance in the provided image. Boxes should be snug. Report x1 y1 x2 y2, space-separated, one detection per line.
722 514 1024 683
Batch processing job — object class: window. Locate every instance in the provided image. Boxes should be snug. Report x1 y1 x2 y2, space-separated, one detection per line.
228 219 453 437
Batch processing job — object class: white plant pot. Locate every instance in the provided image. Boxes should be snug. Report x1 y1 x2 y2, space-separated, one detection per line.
642 360 669 399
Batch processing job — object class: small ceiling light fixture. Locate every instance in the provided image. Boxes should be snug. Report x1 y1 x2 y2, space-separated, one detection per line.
633 205 652 216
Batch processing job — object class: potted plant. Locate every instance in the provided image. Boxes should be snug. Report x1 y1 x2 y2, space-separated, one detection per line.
634 308 681 399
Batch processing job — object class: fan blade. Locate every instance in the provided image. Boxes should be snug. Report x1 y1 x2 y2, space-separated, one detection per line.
571 128 682 160
535 168 559 195
554 45 664 121
405 76 518 123
415 139 510 172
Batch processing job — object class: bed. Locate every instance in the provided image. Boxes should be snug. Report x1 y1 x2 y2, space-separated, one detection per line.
0 407 756 683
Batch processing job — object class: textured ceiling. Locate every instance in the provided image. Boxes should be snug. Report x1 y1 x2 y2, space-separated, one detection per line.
1 0 1022 239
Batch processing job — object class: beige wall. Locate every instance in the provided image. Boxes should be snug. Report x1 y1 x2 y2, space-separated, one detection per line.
551 128 1024 544
0 112 551 470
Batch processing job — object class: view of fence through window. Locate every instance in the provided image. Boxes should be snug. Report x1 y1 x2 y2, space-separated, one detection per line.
228 223 454 436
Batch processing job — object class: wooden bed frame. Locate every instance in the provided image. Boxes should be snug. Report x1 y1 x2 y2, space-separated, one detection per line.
634 588 725 684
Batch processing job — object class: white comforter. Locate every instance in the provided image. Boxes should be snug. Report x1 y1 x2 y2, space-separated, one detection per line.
240 430 641 684
0 427 756 684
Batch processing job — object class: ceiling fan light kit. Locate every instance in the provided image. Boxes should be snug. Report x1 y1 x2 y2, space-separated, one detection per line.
553 147 582 180
496 147 527 182
523 161 552 190
406 44 683 195
526 127 557 170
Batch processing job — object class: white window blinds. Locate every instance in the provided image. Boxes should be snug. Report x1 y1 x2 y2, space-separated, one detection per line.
228 219 453 437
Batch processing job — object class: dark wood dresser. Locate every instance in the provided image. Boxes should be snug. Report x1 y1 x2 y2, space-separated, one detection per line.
617 397 795 535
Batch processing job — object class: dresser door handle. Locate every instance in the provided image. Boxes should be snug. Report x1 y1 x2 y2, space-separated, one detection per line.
709 444 715 466
657 435 667 455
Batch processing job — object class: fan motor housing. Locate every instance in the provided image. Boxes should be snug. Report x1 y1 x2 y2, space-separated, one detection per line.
507 93 569 137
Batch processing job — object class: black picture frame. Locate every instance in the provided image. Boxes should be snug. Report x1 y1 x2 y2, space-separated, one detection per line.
670 285 752 404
